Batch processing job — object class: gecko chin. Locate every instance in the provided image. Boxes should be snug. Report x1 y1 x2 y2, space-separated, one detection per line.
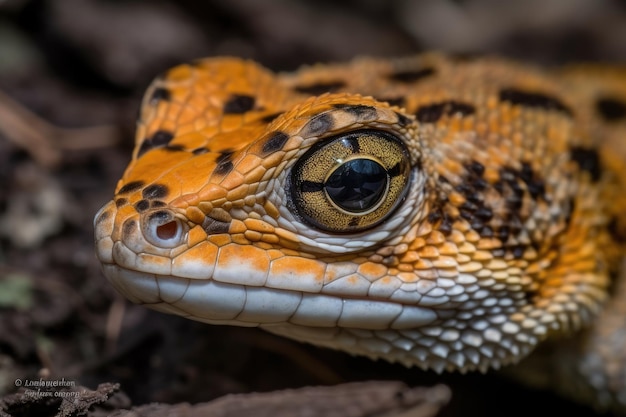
99 256 543 373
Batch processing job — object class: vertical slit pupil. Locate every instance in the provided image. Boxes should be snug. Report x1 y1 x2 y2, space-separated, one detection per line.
156 221 179 240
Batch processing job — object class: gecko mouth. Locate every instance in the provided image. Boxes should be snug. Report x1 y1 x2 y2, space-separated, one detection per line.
101 262 537 373
101 263 439 330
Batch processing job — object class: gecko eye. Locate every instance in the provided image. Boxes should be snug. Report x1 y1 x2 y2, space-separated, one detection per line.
290 129 411 233
142 210 185 248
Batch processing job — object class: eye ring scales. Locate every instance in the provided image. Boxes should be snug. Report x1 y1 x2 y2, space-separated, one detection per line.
290 129 412 233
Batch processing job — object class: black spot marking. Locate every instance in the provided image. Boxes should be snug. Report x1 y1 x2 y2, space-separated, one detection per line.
137 141 152 158
332 104 377 119
115 198 128 208
488 163 546 245
388 67 435 83
519 162 545 200
427 209 453 235
499 88 572 116
203 218 231 234
523 288 539 305
192 147 209 155
214 150 235 176
261 131 290 155
452 161 523 241
214 161 234 176
151 201 167 208
497 167 525 211
135 199 150 212
459 201 478 221
460 162 489 196
216 150 234 164
377 97 406 107
118 181 145 194
95 210 110 225
294 81 346 95
474 206 493 221
394 112 411 127
152 130 175 146
455 177 494 225
608 217 626 243
165 144 185 152
260 112 285 123
596 97 626 122
479 225 493 238
511 245 526 259
142 184 169 200
137 130 175 157
415 101 476 123
304 113 334 136
123 220 136 237
427 211 441 224
497 225 511 242
300 181 324 192
466 160 485 177
150 87 171 104
416 104 446 123
438 212 454 235
223 94 256 114
570 146 601 182
449 102 475 116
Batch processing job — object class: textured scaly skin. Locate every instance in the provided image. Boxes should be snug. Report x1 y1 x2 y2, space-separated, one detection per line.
94 54 626 410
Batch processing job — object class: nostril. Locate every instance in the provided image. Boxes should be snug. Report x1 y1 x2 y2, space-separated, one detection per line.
156 221 179 240
142 210 185 248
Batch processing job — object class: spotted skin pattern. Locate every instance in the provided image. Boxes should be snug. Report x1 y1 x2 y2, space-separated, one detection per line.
94 54 626 410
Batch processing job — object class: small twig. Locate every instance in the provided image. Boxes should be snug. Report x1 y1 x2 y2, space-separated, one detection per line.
105 295 126 355
0 89 120 168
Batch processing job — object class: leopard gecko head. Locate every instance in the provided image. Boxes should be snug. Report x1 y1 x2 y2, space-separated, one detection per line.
94 55 615 372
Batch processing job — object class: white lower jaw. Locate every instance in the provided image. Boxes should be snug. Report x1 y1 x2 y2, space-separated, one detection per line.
102 263 537 372
102 264 440 330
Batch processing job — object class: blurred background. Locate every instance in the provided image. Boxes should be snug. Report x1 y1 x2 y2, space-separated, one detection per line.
0 0 625 415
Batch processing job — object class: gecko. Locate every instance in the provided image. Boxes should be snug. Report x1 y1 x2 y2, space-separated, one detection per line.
93 53 626 411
